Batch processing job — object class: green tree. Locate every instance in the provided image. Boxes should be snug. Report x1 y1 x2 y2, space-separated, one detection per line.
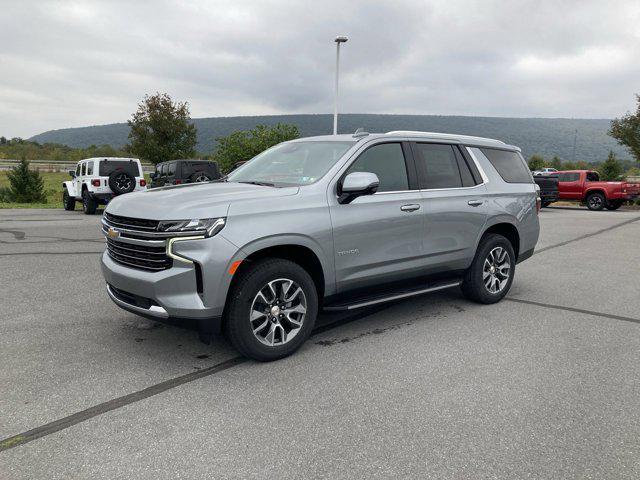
609 94 640 162
562 161 576 170
127 92 197 164
598 151 623 180
214 123 300 173
550 156 562 170
7 157 46 203
528 155 545 171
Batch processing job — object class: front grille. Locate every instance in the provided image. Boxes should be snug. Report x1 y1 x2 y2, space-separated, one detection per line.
106 237 172 271
104 212 159 231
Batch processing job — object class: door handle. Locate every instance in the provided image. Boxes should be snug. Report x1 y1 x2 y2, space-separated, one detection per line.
467 200 484 207
400 204 420 212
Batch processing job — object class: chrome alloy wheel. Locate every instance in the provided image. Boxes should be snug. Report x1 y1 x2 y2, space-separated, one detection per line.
483 246 511 294
114 173 132 190
250 278 307 347
588 195 603 209
193 174 210 182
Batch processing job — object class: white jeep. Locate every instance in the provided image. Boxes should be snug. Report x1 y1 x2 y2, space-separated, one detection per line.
63 157 147 214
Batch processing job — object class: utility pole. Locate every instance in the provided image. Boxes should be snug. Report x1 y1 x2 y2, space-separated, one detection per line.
572 128 577 162
333 35 348 135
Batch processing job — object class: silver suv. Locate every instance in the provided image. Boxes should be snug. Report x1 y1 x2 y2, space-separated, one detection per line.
101 131 540 361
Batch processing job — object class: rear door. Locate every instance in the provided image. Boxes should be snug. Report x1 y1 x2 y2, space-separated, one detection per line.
329 141 425 292
74 162 83 198
412 142 488 271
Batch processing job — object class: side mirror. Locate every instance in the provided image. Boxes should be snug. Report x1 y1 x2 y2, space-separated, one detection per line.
338 172 380 204
68 170 76 178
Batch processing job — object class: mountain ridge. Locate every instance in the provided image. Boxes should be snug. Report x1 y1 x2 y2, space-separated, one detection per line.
29 113 628 162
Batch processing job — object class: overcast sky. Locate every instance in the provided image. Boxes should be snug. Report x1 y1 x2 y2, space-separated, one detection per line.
1 0 639 138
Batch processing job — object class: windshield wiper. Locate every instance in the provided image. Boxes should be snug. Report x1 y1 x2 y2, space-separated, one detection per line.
238 180 276 187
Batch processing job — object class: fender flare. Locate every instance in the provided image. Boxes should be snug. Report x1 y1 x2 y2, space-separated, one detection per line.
583 188 607 201
226 233 335 297
63 180 77 198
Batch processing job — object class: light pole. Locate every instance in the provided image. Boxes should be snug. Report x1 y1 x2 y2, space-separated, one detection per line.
333 35 348 135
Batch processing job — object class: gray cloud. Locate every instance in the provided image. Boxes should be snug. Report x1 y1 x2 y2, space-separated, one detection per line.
1 0 639 138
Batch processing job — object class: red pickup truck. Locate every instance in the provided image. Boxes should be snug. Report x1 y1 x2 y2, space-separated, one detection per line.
556 170 640 210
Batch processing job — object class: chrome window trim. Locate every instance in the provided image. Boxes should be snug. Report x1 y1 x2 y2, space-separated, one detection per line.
464 147 490 184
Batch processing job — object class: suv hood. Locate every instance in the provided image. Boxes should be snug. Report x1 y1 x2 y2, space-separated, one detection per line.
105 182 299 220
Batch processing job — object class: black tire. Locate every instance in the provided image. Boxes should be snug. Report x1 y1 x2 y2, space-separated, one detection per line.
586 192 606 211
605 200 623 211
82 190 97 215
62 189 75 211
189 172 212 183
461 233 515 304
108 171 136 195
541 201 551 208
225 258 318 361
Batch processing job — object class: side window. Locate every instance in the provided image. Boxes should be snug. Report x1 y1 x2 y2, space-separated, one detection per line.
344 143 409 192
86 161 93 176
453 147 479 187
479 148 533 184
160 164 167 176
75 163 81 176
167 162 177 176
413 143 462 189
80 162 86 176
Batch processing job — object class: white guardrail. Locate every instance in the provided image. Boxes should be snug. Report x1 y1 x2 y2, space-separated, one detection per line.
0 159 155 173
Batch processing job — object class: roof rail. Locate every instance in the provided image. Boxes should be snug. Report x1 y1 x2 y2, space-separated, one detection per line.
352 127 369 138
385 130 505 144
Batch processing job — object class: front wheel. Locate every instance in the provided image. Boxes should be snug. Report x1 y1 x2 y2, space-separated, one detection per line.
225 258 318 361
541 201 551 208
586 192 606 211
62 189 75 211
461 234 515 304
82 190 97 215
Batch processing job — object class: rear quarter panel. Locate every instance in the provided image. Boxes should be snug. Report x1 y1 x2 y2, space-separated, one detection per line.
469 148 540 257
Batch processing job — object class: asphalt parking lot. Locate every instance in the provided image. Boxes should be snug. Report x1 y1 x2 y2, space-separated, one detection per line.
1 207 640 479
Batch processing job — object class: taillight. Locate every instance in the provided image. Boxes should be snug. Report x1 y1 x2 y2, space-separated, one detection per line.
175 179 182 184
140 179 146 187
91 179 100 187
536 196 541 214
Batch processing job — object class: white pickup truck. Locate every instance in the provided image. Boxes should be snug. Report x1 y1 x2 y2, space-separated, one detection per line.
63 157 147 214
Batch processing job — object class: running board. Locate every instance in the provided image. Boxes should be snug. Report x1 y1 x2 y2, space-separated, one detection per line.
323 280 462 311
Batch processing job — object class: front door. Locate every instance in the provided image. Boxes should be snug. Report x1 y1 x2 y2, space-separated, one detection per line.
74 161 84 198
329 142 425 292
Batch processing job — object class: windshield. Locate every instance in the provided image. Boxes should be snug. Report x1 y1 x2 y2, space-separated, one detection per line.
226 141 355 187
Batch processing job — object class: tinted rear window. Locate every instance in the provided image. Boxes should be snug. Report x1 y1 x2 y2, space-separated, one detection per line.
558 172 580 182
99 160 140 177
479 148 532 184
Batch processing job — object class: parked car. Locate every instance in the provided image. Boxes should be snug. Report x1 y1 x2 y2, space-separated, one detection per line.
533 172 559 207
100 131 540 361
532 167 558 175
556 170 640 210
63 157 146 214
150 160 221 188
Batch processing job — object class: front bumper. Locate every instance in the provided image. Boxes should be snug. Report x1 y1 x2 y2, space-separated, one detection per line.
101 233 243 329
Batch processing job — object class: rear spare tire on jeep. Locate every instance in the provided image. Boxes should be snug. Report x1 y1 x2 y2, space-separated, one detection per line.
190 172 212 183
108 170 136 195
225 258 318 361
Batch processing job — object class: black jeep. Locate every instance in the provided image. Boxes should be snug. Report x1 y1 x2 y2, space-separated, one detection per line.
150 160 221 188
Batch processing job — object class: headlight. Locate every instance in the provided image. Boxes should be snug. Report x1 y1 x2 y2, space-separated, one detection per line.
158 217 226 237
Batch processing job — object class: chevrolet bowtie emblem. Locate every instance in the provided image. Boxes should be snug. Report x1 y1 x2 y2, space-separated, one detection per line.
107 227 120 239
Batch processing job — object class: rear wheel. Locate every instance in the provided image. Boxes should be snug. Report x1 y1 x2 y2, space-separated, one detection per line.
461 233 515 304
62 189 75 211
605 200 623 211
82 190 97 215
225 258 318 361
586 192 605 211
541 201 551 208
